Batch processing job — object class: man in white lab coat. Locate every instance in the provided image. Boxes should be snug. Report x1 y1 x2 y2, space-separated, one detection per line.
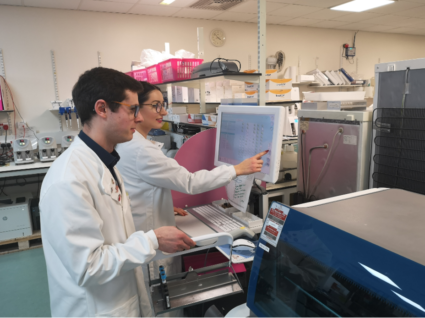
39 67 195 317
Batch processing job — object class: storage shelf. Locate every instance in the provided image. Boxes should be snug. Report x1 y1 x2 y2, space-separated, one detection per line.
310 85 363 88
163 119 216 129
157 73 262 89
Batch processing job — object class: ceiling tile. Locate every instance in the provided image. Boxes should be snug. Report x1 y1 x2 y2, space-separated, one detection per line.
394 4 425 17
79 0 134 12
23 0 81 9
302 8 351 20
163 0 198 7
211 11 257 22
398 0 425 3
129 3 181 15
94 0 138 3
338 23 371 30
266 14 295 24
402 17 425 26
229 0 287 13
291 0 348 8
282 17 323 26
331 12 382 23
364 24 399 32
271 4 323 18
172 8 221 19
361 14 415 26
382 26 423 34
369 1 423 14
309 20 350 28
0 0 22 5
266 0 297 4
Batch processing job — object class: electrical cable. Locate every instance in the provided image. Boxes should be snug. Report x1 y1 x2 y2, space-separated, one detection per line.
253 179 267 195
309 128 343 200
15 177 27 187
299 131 307 200
0 75 39 139
305 145 328 199
393 67 410 187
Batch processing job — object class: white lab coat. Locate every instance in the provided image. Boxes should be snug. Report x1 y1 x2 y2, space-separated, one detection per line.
116 131 236 288
40 136 158 317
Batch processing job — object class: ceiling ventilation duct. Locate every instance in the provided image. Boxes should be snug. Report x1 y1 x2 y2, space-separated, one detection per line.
190 0 245 11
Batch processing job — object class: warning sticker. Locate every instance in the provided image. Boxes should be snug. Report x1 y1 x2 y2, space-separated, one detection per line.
260 202 290 247
343 135 357 146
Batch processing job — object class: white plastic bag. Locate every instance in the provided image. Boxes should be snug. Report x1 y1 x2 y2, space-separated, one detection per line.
140 49 163 68
175 49 195 59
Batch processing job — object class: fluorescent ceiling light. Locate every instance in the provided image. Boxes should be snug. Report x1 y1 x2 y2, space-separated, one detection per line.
331 0 394 12
160 0 175 4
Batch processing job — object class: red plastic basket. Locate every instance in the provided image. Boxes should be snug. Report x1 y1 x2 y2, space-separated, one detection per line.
159 58 204 83
146 64 162 85
125 71 134 78
132 69 148 82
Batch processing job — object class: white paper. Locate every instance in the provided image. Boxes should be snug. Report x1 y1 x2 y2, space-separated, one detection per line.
225 174 254 212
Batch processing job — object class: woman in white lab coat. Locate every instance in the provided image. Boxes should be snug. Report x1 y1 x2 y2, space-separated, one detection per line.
116 82 266 301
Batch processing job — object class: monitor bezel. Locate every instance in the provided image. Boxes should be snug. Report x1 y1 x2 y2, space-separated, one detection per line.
214 105 284 184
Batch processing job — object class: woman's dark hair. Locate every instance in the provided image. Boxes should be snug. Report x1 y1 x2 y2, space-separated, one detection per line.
72 67 143 126
138 81 162 105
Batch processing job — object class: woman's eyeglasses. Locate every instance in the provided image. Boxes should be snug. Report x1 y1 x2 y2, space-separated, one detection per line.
142 101 167 113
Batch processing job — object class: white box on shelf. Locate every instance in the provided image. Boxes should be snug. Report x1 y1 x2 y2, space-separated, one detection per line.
266 79 292 90
303 91 366 101
266 89 292 101
245 91 258 99
188 114 202 123
224 86 233 98
172 114 188 123
245 82 259 92
172 86 188 103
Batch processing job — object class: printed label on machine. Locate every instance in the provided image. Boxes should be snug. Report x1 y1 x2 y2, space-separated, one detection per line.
343 135 357 145
260 202 289 247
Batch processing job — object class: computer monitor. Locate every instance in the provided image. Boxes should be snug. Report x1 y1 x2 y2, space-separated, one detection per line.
214 106 284 183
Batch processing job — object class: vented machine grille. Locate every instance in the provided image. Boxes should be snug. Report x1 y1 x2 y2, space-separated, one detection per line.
372 108 425 194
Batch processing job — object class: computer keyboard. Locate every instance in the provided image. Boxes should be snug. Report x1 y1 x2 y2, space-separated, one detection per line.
188 204 243 233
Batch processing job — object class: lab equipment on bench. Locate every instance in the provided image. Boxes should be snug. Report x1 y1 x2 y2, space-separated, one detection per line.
61 135 75 151
39 137 58 162
243 189 425 317
191 59 240 79
297 109 372 202
0 193 33 241
214 106 285 183
148 233 243 316
13 138 35 164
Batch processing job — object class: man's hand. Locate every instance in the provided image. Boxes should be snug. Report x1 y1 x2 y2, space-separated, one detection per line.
174 207 188 216
154 226 196 253
234 150 269 176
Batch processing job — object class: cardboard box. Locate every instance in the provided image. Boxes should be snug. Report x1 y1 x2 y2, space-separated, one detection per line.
172 114 188 123
216 86 225 103
266 79 292 90
245 82 259 92
188 114 203 123
266 89 292 101
245 91 258 99
172 86 188 103
202 114 217 126
171 106 187 114
188 88 200 103
244 69 278 79
234 93 246 99
224 86 233 99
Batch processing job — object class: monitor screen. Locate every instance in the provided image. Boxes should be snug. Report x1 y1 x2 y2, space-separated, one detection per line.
215 106 284 183
218 112 274 175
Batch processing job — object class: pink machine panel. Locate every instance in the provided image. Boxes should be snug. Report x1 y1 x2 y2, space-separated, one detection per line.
298 121 360 200
171 128 228 208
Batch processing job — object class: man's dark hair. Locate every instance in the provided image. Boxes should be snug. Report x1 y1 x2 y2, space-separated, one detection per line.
138 81 161 105
72 67 143 126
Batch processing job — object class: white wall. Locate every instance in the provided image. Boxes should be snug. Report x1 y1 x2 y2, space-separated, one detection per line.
0 5 425 133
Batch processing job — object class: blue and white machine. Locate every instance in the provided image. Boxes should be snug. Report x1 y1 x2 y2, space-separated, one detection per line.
241 188 425 317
